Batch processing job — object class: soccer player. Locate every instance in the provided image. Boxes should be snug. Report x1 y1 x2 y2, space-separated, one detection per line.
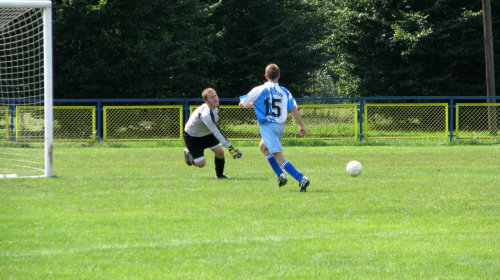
239 64 310 192
184 88 242 178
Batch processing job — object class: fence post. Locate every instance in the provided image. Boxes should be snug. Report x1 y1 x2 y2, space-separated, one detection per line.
183 100 190 125
97 100 102 142
449 98 455 142
358 99 364 141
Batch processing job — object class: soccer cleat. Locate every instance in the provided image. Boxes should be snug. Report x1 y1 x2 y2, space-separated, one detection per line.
278 173 288 187
215 174 230 179
299 176 310 192
184 149 194 166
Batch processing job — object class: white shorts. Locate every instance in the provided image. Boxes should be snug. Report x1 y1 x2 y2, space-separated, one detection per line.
259 122 284 154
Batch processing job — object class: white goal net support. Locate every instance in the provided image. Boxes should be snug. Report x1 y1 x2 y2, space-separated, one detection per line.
0 1 53 178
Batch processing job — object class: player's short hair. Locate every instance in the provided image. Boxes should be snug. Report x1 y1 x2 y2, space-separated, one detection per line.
266 64 280 80
202 88 216 100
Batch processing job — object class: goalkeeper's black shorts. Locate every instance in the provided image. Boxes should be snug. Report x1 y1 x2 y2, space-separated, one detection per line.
183 132 221 160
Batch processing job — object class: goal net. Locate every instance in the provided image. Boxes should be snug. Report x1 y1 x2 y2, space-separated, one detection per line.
0 1 53 178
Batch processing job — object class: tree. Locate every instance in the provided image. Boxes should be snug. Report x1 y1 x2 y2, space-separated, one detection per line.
207 0 329 98
53 0 216 98
52 1 500 99
327 0 495 97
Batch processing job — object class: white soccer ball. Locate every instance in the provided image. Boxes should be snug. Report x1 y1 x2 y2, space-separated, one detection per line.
346 161 362 177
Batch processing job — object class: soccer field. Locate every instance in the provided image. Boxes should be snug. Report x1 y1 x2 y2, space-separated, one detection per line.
1 144 499 279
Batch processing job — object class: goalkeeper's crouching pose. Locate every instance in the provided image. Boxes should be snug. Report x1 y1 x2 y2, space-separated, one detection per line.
183 88 242 179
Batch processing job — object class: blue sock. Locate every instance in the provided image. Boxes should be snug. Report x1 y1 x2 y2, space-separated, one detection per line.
266 154 283 177
281 160 303 182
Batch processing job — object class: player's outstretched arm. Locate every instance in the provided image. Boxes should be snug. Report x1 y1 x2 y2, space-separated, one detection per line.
227 145 243 159
290 107 306 137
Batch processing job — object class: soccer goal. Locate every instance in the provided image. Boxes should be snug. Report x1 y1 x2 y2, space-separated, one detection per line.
0 1 53 178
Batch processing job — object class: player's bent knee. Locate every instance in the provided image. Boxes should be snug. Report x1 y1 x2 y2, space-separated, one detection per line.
214 151 225 159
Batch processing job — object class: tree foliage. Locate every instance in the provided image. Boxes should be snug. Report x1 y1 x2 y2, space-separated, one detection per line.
328 0 497 97
51 0 500 98
53 0 216 98
207 0 329 97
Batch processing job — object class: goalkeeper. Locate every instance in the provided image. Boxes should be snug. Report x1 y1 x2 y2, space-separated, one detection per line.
183 88 242 179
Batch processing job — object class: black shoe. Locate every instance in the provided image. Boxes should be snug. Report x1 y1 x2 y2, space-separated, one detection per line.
278 173 288 187
299 177 310 192
184 149 194 166
215 174 230 179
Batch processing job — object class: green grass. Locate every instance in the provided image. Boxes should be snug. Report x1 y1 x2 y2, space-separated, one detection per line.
1 144 499 279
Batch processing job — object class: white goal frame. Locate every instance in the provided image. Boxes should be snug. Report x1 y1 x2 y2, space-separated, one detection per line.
0 0 53 177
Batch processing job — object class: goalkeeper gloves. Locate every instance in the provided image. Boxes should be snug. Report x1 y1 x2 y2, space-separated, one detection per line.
227 145 242 159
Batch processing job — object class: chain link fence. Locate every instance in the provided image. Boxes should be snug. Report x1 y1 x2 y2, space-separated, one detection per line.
364 103 449 139
9 106 96 141
2 98 498 142
456 103 499 138
1 106 8 140
15 106 45 141
103 106 183 141
54 106 96 141
191 104 359 140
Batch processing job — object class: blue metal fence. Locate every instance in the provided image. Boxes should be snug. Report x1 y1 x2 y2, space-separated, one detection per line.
2 96 499 142
53 96 499 141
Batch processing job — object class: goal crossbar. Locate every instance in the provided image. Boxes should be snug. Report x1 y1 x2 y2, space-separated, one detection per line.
0 1 51 9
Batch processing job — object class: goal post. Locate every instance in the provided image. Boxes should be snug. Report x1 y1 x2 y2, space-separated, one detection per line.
0 0 53 178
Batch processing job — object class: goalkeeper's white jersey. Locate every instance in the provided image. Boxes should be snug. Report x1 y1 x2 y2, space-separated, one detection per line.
184 103 230 147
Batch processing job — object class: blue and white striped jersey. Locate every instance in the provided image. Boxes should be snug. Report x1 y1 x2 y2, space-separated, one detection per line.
239 81 297 124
